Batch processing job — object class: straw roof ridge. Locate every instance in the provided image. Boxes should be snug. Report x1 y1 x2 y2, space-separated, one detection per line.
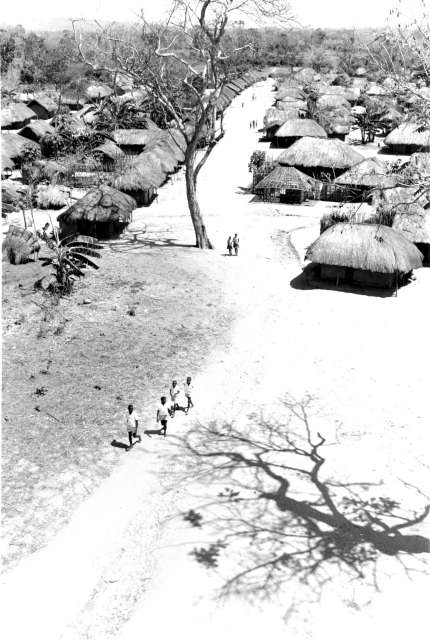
254 165 315 190
275 118 327 139
1 103 36 128
305 222 423 273
335 158 398 188
384 122 430 147
111 128 163 147
278 137 364 169
264 107 299 128
58 185 136 224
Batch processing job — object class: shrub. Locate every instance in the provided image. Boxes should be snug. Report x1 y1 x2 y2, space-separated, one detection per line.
36 185 69 210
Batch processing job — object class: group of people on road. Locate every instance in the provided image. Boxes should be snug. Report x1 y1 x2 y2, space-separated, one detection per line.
249 120 258 129
227 234 240 256
125 376 194 449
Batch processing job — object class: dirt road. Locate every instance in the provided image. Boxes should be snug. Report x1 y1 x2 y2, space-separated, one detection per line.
2 79 429 640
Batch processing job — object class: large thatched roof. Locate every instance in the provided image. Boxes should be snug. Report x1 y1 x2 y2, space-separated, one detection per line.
111 128 162 147
133 154 167 184
140 146 178 173
19 120 56 143
276 98 308 111
384 123 430 148
1 103 36 129
275 87 304 101
254 166 315 191
1 131 40 163
335 158 398 188
275 118 327 139
264 108 299 128
109 165 160 192
392 207 430 244
58 185 136 224
278 137 364 169
305 223 423 273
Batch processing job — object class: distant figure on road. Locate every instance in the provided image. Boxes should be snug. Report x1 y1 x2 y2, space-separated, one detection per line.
126 404 140 449
157 396 169 437
233 233 239 256
184 377 194 414
227 236 233 256
169 380 180 417
242 102 244 107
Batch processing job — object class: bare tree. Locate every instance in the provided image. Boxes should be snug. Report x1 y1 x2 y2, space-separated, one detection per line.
72 0 293 248
175 396 429 599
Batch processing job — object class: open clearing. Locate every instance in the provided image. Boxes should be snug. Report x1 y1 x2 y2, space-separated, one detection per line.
2 79 430 640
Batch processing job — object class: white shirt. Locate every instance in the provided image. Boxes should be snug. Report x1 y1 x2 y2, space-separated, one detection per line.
126 410 138 430
170 385 180 400
157 404 169 420
184 382 193 397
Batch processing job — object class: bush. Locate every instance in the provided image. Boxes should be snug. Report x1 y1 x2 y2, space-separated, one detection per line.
36 185 69 210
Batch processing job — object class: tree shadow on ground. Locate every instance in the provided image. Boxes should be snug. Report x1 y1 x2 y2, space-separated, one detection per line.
290 265 396 299
107 237 196 253
171 394 429 602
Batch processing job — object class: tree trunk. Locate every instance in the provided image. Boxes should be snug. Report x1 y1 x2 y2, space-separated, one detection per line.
185 150 214 249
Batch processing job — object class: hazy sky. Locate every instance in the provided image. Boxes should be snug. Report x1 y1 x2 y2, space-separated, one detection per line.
0 0 424 30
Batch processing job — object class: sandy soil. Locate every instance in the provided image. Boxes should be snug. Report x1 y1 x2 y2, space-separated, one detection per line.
2 80 430 640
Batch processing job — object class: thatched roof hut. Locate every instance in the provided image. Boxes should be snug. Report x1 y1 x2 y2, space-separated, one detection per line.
276 98 308 111
86 84 114 101
109 165 160 206
19 120 56 143
264 108 299 129
305 222 423 287
316 94 350 109
278 137 364 178
27 95 57 119
335 158 398 189
384 123 430 153
59 95 86 111
2 180 29 213
275 87 304 101
275 118 327 147
133 155 167 186
140 146 178 173
1 132 40 166
1 103 36 130
93 140 124 164
58 185 136 238
255 165 315 190
111 128 162 153
21 159 67 185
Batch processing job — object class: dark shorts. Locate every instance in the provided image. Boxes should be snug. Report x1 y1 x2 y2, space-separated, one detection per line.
160 419 168 428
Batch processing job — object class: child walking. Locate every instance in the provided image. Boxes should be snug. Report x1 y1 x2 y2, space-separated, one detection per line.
233 233 239 256
169 380 180 417
157 396 169 437
126 404 140 450
184 376 194 414
227 236 233 256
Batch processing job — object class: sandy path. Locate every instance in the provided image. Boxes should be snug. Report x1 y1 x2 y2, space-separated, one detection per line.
2 80 429 640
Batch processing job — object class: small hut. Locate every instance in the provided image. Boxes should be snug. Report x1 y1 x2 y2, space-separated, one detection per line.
27 95 57 119
254 166 315 204
384 123 430 154
111 129 162 155
57 185 136 239
85 84 114 102
335 158 398 201
1 103 36 130
274 118 327 147
19 120 56 144
305 223 423 289
263 108 300 140
1 132 40 167
59 95 86 111
392 207 430 264
278 136 364 179
109 165 160 206
93 140 124 169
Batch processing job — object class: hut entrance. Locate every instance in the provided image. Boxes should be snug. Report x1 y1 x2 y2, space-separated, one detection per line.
280 189 304 204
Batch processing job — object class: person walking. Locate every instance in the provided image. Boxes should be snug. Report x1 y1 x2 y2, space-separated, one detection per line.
169 380 180 417
126 404 140 450
156 396 169 437
227 236 233 256
233 233 240 256
184 376 194 414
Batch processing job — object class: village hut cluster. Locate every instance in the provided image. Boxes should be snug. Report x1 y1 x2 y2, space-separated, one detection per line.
2 70 263 240
252 66 430 291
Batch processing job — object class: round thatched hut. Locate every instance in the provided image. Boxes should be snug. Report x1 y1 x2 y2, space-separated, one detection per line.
27 95 58 120
263 108 300 140
111 129 162 155
1 103 36 130
93 140 124 169
305 223 423 288
334 158 398 201
254 166 315 204
109 163 164 207
384 123 430 154
274 118 327 147
392 207 430 264
1 132 40 167
57 185 136 239
278 136 364 179
19 120 56 144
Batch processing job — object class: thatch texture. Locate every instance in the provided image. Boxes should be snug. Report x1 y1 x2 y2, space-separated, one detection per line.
2 180 29 213
278 137 364 169
275 118 327 139
264 108 299 128
21 159 66 184
275 88 304 101
36 184 69 209
392 208 430 244
19 120 56 143
1 132 40 165
306 223 423 273
2 225 40 264
335 158 398 188
58 185 136 224
93 140 124 162
133 154 167 185
384 123 430 148
1 103 36 129
316 94 350 109
254 166 315 190
276 98 308 111
110 162 164 191
111 128 162 148
140 146 177 173
86 84 113 100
